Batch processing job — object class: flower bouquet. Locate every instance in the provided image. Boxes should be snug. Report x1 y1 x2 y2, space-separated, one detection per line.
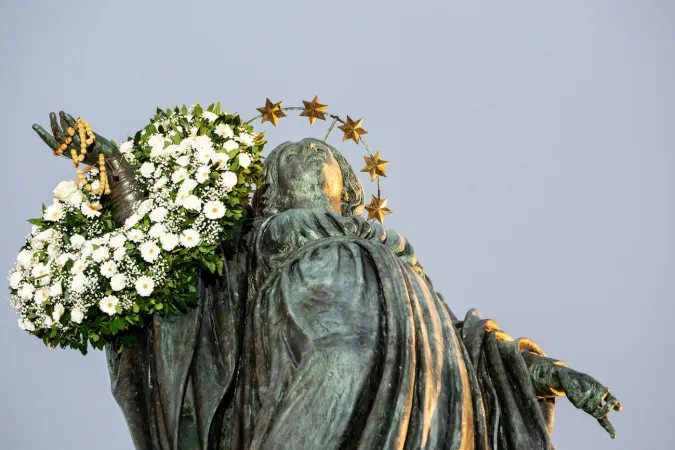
8 103 264 354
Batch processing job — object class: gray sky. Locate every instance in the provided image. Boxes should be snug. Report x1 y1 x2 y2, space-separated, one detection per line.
0 1 672 448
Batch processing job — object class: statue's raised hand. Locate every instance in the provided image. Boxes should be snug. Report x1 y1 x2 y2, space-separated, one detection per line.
558 367 622 439
32 111 119 164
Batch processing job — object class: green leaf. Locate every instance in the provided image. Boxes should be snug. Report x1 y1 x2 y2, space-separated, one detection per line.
27 218 45 226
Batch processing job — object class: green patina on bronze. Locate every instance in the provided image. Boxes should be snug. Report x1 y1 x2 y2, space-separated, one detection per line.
33 113 621 450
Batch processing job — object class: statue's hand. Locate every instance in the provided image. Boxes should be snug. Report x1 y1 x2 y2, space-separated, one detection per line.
32 111 119 165
558 367 622 439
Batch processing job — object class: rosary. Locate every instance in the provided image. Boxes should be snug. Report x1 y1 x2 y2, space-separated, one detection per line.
53 118 110 196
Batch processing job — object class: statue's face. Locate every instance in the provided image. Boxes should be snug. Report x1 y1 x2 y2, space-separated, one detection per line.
276 143 343 214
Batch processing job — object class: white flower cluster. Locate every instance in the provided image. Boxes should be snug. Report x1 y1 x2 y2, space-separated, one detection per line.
8 105 261 348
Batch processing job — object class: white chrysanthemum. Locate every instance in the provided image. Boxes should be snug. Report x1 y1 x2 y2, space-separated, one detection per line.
149 223 166 239
176 155 190 167
175 190 189 206
67 190 83 206
172 168 189 183
70 308 84 324
150 145 166 158
215 124 234 139
237 132 255 147
33 228 54 241
70 234 86 247
165 144 178 158
183 195 202 211
203 201 225 220
99 295 119 315
180 229 201 248
18 283 35 300
71 259 87 274
238 153 252 169
48 282 62 297
31 263 50 279
128 229 144 243
81 202 102 218
221 171 238 188
124 214 141 229
100 261 118 278
140 241 161 263
213 152 229 169
197 148 215 164
53 180 78 201
110 273 127 291
52 303 65 322
223 140 238 152
113 247 126 261
33 288 48 305
149 207 168 223
153 177 168 191
140 162 155 178
109 234 126 249
202 111 218 122
160 233 179 251
196 165 211 183
135 276 155 297
119 140 134 154
92 246 110 262
71 273 88 293
9 271 22 289
57 253 73 266
44 202 64 222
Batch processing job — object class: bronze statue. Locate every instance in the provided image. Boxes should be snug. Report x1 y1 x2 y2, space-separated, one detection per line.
33 113 621 450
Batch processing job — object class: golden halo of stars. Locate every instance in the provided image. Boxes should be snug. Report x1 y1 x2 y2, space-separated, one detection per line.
254 96 392 223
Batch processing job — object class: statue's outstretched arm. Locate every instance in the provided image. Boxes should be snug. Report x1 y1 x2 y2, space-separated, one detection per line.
522 351 622 439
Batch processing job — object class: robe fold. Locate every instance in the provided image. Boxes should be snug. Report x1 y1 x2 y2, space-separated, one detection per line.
107 209 557 449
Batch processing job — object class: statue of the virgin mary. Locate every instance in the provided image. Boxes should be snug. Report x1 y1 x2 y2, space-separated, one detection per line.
32 113 621 450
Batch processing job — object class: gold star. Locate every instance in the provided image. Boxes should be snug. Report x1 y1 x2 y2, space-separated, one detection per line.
256 98 287 126
299 96 328 125
338 116 368 143
361 152 389 181
364 195 392 223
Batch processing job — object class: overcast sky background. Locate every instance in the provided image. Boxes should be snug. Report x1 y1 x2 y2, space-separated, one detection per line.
0 1 672 448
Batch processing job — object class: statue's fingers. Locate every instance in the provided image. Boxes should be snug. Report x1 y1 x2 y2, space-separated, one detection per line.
597 416 616 439
583 386 608 413
592 397 620 420
64 112 116 151
605 393 622 411
49 112 64 140
59 112 82 148
32 124 59 150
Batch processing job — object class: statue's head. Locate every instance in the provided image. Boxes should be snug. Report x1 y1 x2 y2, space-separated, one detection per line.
253 138 365 217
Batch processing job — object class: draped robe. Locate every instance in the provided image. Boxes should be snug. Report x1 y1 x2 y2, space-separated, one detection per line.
106 209 557 449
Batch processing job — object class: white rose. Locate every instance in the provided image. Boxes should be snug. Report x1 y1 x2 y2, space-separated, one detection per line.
113 247 127 261
70 234 86 247
49 282 62 297
182 179 198 192
92 246 110 262
53 180 78 201
67 190 83 206
71 273 88 293
138 199 153 215
183 195 202 211
70 308 84 324
9 271 22 289
160 233 179 251
18 283 35 300
57 253 73 266
223 140 238 152
238 153 252 169
124 214 141 229
221 171 238 188
118 140 134 154
109 234 127 249
140 162 155 178
215 123 234 139
148 223 166 238
52 303 65 322
149 207 168 223
176 155 190 167
110 273 127 291
202 111 218 122
153 177 168 191
17 250 33 268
